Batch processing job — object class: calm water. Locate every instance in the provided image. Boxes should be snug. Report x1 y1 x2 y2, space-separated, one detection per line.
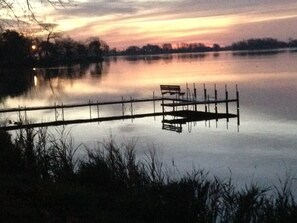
1 51 297 189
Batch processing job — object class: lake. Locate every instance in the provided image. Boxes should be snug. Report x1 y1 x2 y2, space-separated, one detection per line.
1 50 297 190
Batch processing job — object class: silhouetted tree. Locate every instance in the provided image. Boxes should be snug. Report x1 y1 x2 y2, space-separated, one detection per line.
231 38 288 50
0 29 109 66
124 46 141 55
288 39 297 48
108 47 118 56
76 42 88 60
100 40 110 54
162 43 173 53
213 43 221 51
0 30 33 66
39 23 60 43
141 44 162 54
88 39 103 60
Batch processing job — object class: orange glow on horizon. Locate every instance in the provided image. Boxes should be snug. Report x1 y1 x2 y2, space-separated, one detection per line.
64 13 237 47
78 17 292 49
6 1 297 49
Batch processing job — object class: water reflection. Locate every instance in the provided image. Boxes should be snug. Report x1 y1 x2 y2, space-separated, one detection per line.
123 54 173 62
0 68 34 100
1 51 297 191
1 104 238 133
232 49 285 57
34 62 108 79
117 52 210 63
0 62 109 107
176 53 209 60
1 82 240 133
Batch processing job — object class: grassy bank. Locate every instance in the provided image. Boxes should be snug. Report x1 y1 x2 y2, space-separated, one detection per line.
0 128 296 222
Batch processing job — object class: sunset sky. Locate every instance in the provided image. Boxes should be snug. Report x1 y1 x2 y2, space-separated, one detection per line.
6 0 297 49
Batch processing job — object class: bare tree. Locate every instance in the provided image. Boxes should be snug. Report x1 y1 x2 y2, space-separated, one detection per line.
0 0 74 24
39 22 60 42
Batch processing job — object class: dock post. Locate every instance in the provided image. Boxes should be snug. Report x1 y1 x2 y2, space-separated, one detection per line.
130 97 133 116
193 83 197 111
214 84 218 115
97 101 100 119
186 82 189 101
204 84 207 112
186 83 190 111
24 106 27 123
89 100 92 119
61 103 64 121
153 92 156 116
18 105 21 122
122 96 125 117
225 85 229 122
207 95 210 113
54 102 57 121
161 93 164 115
236 85 239 110
236 85 240 126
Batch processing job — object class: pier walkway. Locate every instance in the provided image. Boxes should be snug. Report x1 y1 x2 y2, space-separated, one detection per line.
0 84 240 132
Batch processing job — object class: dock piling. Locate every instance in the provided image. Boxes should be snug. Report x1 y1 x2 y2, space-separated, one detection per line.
214 84 218 115
236 85 240 126
193 83 197 111
153 92 156 113
122 97 125 116
207 95 210 113
204 84 207 112
97 101 100 119
24 106 27 123
61 103 64 121
89 100 92 119
130 97 133 116
225 85 229 122
186 83 189 101
54 103 57 121
18 105 21 122
203 83 207 100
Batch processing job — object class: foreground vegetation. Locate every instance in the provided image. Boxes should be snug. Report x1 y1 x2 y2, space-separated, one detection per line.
0 128 296 222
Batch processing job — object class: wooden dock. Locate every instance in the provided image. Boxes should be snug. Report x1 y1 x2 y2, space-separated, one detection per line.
0 84 240 132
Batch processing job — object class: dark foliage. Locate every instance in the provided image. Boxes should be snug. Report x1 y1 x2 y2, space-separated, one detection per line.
0 30 33 66
0 62 107 100
1 29 297 64
0 129 296 222
0 68 34 99
0 30 107 67
230 38 288 51
120 43 213 56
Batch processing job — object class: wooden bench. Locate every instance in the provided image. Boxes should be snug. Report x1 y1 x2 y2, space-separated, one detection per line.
160 85 185 96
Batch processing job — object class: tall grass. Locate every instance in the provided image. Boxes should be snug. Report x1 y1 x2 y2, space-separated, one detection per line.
0 128 296 222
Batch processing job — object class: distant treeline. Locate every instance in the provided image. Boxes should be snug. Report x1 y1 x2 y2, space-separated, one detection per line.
115 38 297 56
0 30 108 67
1 28 297 66
112 43 219 56
228 38 297 51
